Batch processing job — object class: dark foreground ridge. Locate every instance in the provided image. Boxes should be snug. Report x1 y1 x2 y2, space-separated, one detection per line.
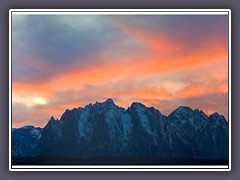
12 98 229 165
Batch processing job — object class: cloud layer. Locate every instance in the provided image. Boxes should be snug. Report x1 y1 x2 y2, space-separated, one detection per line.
12 14 229 127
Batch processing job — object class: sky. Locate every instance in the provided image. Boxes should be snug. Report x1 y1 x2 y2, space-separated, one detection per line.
12 14 229 128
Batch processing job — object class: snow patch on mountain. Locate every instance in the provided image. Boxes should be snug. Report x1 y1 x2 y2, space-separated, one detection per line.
78 107 91 139
131 102 153 135
121 112 132 140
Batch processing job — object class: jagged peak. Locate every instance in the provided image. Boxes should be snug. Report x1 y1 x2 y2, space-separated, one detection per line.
104 98 115 105
194 109 208 116
209 112 227 122
178 105 192 110
50 116 56 122
168 106 194 122
210 112 220 117
194 109 200 113
171 106 193 114
130 102 146 108
47 116 61 127
94 98 116 106
83 103 93 110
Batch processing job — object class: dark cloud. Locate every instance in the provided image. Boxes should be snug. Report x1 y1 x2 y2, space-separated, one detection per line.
112 15 228 56
12 15 228 84
12 15 150 83
13 15 106 62
117 15 228 43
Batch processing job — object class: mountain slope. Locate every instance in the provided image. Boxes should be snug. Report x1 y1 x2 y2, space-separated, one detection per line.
12 99 229 162
12 126 43 157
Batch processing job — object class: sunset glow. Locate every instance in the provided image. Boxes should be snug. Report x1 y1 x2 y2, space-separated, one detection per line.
12 14 229 128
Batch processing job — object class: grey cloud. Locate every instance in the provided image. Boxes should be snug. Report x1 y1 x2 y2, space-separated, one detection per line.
12 102 50 127
12 15 150 83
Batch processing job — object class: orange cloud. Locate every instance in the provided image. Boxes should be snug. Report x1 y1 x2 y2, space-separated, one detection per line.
12 82 52 97
12 17 228 128
177 82 227 99
112 17 181 53
111 16 228 78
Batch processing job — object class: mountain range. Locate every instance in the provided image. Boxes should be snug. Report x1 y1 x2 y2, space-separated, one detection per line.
12 98 229 165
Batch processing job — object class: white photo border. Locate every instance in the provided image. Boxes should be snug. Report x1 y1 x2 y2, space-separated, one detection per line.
9 9 231 171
